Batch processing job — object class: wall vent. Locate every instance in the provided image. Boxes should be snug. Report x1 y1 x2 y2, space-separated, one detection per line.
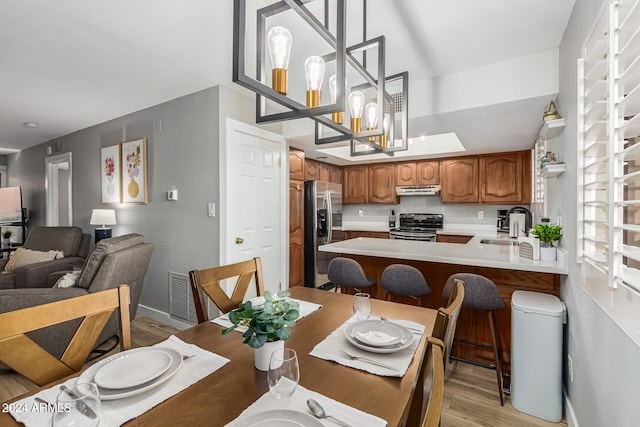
169 271 200 324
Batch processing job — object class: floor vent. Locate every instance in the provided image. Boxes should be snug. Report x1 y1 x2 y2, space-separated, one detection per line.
169 271 200 324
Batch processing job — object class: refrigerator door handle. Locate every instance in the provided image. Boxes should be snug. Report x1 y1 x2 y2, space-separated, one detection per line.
326 191 333 243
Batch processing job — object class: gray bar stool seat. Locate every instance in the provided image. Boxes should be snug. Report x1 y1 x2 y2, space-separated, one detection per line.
380 264 432 306
442 273 506 405
327 257 375 294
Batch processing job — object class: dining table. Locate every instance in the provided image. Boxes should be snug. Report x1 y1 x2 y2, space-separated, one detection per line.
1 286 436 427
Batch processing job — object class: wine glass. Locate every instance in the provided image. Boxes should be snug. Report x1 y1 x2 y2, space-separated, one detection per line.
353 292 372 320
52 382 100 427
267 348 299 399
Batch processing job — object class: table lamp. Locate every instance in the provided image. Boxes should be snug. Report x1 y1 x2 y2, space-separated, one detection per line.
90 209 116 243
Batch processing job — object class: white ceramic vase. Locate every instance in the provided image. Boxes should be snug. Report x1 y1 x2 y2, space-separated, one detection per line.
254 340 284 371
540 246 557 262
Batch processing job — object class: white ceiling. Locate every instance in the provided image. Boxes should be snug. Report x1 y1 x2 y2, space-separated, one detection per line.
0 0 576 161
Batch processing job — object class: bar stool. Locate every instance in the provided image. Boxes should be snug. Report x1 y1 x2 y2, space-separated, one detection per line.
442 273 506 405
380 264 431 306
327 257 375 294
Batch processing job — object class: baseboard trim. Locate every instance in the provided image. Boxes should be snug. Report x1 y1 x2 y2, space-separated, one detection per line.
563 388 579 427
136 304 193 331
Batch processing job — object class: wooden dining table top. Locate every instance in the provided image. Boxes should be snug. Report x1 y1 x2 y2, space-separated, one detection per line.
1 287 436 427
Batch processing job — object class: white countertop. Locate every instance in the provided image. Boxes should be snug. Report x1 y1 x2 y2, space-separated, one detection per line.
319 235 568 275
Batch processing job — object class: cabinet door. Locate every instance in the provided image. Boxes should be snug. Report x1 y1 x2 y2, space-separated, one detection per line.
289 180 304 287
417 160 440 185
319 162 331 182
343 166 368 204
368 164 397 203
440 157 479 202
395 162 416 186
289 150 305 181
480 151 531 203
329 164 343 184
305 159 320 181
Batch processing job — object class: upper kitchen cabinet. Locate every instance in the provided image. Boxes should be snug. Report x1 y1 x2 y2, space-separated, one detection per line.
304 158 320 181
289 149 305 181
304 158 342 184
329 164 343 184
480 151 532 204
417 160 440 185
368 164 397 203
440 157 479 202
343 165 369 203
395 162 417 186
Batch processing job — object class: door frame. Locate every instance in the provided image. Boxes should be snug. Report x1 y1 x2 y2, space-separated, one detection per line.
220 118 288 290
45 152 73 226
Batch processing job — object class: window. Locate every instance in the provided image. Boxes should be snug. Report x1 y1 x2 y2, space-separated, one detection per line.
578 0 640 346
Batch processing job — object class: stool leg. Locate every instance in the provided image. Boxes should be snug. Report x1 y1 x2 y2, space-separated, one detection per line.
487 310 504 405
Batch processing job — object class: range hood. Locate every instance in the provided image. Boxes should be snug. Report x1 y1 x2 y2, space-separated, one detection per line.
396 185 441 196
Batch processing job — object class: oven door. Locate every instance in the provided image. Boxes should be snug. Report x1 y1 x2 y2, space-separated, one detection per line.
389 230 436 241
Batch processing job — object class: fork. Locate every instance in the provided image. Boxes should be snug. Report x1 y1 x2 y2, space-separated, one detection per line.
183 353 196 360
340 350 399 371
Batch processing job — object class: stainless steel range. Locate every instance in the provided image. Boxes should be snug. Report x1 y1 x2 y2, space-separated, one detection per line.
389 213 444 241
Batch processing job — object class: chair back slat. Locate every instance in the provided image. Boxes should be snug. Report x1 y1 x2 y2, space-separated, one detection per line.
422 337 445 427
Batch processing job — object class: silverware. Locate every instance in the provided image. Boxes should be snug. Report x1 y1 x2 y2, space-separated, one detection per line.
380 317 423 333
307 398 352 427
340 350 399 371
60 385 98 419
34 397 50 406
183 353 196 360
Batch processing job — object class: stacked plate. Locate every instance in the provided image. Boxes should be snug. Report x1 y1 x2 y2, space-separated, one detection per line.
343 320 414 353
78 347 183 400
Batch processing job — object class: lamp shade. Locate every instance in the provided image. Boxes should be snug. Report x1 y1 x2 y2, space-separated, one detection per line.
90 209 116 228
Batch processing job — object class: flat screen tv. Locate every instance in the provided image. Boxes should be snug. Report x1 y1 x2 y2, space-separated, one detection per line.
0 186 23 225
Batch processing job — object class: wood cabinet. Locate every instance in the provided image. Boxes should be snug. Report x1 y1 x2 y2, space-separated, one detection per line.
329 164 343 184
304 158 342 184
417 160 440 184
368 164 397 203
304 159 320 181
345 231 389 239
436 234 473 244
480 151 531 204
289 150 305 181
319 162 331 182
395 162 417 186
343 166 369 203
440 157 479 202
289 180 304 287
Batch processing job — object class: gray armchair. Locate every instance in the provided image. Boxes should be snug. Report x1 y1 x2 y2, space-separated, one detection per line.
0 226 91 289
0 233 153 359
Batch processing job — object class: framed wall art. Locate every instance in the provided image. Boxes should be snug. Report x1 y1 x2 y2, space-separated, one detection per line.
100 144 121 203
121 138 148 204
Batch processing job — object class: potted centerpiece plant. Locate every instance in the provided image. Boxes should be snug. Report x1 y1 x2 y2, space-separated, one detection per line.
529 223 563 261
2 230 12 248
222 290 299 370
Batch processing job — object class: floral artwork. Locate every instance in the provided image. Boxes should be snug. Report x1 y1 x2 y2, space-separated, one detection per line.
121 138 148 203
100 144 121 203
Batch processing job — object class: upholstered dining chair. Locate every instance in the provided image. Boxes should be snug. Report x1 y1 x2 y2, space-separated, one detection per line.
442 273 506 405
380 264 432 306
431 278 465 379
420 337 446 427
189 257 265 322
326 257 375 295
0 285 131 386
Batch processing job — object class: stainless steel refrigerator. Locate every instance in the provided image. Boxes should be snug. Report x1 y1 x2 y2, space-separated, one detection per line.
304 181 343 288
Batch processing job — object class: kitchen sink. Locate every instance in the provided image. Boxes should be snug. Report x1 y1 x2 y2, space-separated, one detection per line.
480 238 519 246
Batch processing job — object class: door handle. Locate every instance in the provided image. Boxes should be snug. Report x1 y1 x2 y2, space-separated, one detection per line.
235 237 244 244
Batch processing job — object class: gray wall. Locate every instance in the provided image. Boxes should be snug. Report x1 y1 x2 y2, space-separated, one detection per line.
6 85 270 314
554 1 640 426
0 155 6 166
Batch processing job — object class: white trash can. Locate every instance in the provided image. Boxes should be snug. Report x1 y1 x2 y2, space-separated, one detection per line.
511 290 566 422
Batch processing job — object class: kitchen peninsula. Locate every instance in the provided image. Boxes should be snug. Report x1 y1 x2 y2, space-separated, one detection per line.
319 235 568 373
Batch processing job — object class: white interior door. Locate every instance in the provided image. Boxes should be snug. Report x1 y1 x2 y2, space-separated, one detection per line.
222 119 287 297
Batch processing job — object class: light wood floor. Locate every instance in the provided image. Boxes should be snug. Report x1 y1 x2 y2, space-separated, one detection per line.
1 316 567 427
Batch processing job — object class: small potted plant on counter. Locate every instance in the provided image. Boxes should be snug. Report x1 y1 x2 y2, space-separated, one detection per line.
2 230 12 248
222 290 299 370
529 223 563 261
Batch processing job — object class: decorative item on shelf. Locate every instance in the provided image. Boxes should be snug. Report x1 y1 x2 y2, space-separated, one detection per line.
222 291 300 371
2 230 12 248
543 100 562 122
540 151 559 169
529 223 563 262
90 209 116 244
517 237 540 260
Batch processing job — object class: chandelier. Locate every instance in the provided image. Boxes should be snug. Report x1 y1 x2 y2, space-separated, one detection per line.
232 0 409 156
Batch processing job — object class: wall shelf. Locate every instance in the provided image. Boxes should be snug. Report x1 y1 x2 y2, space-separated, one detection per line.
540 118 566 139
542 163 566 178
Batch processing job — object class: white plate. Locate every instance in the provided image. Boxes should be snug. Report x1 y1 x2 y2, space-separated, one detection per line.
344 321 414 354
235 409 323 427
94 349 172 389
351 320 404 347
78 347 183 400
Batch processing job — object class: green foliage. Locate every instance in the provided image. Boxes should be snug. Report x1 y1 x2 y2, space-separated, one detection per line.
2 230 12 239
529 223 563 246
221 290 300 349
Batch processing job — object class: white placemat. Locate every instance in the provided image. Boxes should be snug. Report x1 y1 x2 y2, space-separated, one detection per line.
10 335 229 427
212 297 322 331
225 382 386 427
309 316 425 377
